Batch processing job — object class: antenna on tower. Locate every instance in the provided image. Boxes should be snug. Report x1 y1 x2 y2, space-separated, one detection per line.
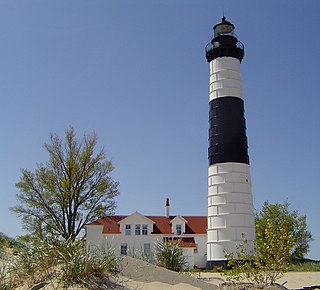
222 4 225 17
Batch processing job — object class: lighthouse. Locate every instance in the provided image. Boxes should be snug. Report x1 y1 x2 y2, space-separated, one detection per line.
205 17 255 269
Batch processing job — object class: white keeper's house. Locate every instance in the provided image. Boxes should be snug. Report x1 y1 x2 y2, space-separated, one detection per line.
85 198 207 269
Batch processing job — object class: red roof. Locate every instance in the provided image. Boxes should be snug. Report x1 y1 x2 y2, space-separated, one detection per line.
88 215 126 234
87 215 207 235
179 237 196 248
164 237 196 248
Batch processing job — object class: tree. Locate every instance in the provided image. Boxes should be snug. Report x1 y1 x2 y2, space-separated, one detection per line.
12 127 119 241
224 200 313 285
225 224 293 285
256 200 313 260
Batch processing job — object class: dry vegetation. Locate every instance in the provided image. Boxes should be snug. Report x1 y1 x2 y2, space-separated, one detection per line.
1 232 320 290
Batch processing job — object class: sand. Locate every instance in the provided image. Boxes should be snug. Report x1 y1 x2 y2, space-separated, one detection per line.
11 256 320 289
276 272 320 289
117 257 320 290
118 256 216 290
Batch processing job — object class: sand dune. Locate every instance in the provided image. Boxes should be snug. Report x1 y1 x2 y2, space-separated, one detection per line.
118 257 320 290
12 256 320 289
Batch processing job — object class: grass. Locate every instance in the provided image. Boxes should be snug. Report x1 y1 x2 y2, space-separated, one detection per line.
183 259 320 273
288 259 320 272
155 240 188 271
0 234 119 289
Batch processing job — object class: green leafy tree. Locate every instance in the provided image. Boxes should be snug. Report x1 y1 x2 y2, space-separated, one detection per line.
256 200 313 260
225 226 293 285
12 127 119 241
224 200 312 285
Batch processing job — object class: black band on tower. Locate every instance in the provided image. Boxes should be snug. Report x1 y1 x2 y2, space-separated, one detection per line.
208 97 249 165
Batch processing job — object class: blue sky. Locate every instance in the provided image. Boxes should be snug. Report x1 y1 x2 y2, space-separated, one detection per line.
1 0 320 259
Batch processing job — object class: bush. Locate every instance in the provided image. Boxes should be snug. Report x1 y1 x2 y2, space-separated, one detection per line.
0 233 7 255
224 222 293 285
224 200 313 285
127 247 153 263
14 237 58 286
155 239 187 271
0 264 16 290
53 239 117 284
0 232 19 259
10 236 117 287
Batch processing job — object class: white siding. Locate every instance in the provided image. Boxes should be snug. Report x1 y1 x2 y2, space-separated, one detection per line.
207 162 255 261
193 235 207 268
86 225 104 250
209 57 242 101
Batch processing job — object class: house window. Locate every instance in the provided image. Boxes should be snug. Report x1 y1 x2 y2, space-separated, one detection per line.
144 243 151 256
135 224 141 235
142 224 148 235
194 243 198 253
176 224 182 235
120 243 127 255
125 224 131 235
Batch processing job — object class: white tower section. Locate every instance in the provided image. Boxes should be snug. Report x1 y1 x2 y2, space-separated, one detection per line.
209 57 243 101
207 164 255 261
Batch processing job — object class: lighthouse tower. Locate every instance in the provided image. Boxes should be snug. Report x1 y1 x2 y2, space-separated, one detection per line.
205 17 255 269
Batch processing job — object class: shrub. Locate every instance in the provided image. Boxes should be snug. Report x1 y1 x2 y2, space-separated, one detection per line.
224 221 293 285
224 200 313 285
0 264 16 290
53 239 117 285
11 236 117 287
155 239 187 271
14 237 57 286
0 233 19 259
127 247 153 263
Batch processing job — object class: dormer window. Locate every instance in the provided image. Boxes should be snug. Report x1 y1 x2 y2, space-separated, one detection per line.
176 224 182 235
142 224 148 235
170 216 187 236
135 224 141 235
125 224 131 235
118 212 155 238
